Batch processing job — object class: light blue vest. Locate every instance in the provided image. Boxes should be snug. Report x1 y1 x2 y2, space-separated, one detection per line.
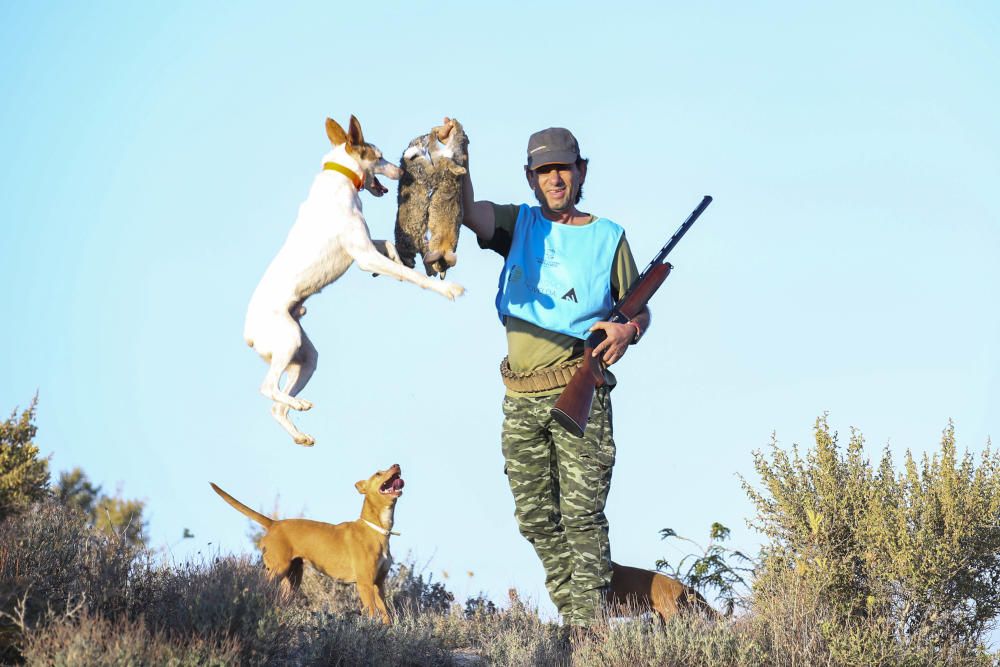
495 205 624 339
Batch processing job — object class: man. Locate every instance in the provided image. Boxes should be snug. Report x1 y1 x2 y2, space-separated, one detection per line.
457 120 651 630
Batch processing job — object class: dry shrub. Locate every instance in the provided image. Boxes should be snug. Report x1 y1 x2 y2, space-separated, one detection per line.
5 414 998 666
283 582 566 666
127 555 290 664
569 614 751 667
278 606 453 666
0 500 136 661
460 591 565 666
567 603 991 667
21 611 243 666
2 496 990 666
747 567 997 667
0 502 288 664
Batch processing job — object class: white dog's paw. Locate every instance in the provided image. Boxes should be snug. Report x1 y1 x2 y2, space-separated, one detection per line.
294 433 316 447
273 394 312 411
436 281 465 301
383 240 401 264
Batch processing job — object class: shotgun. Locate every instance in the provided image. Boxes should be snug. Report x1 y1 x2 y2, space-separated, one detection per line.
550 195 713 437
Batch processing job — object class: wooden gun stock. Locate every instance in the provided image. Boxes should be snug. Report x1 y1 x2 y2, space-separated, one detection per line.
550 195 712 437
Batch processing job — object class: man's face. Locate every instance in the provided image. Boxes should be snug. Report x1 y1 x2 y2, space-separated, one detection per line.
526 161 586 214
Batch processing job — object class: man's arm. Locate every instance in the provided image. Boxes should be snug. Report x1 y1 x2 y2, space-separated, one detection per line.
460 149 496 241
590 234 650 365
433 117 496 241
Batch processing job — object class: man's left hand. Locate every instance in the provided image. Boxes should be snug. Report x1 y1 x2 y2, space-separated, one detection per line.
589 321 635 366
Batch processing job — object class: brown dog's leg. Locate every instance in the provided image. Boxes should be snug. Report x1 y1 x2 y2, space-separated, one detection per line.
269 558 304 602
356 583 389 624
373 586 391 624
286 557 304 590
261 537 299 601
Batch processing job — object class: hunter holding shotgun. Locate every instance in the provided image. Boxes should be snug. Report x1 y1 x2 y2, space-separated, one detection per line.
459 122 648 633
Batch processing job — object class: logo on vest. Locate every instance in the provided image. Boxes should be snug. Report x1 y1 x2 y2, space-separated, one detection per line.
561 288 578 303
538 248 561 268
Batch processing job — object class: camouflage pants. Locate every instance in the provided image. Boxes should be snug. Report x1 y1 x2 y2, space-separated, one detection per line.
501 386 615 627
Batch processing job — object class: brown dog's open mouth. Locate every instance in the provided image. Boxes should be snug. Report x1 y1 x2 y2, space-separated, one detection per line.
380 473 404 497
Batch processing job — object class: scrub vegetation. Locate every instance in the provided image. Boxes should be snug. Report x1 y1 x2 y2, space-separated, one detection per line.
2 400 998 665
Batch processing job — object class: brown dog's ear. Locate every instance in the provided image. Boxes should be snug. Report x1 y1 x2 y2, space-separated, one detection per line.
355 479 367 494
326 118 348 146
348 115 364 147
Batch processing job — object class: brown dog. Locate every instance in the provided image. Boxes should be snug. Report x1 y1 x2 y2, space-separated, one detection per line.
608 562 717 623
210 464 404 623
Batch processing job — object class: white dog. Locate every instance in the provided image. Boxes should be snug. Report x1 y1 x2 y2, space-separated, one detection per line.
244 116 465 446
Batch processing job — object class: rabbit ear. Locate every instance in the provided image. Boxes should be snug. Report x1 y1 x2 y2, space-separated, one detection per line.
326 118 348 146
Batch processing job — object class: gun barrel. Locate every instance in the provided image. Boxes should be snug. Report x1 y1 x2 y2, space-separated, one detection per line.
548 195 712 437
643 195 713 272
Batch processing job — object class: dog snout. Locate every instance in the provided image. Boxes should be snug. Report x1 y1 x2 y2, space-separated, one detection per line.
375 160 402 180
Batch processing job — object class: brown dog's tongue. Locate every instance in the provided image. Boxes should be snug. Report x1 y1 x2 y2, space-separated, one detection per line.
392 477 404 490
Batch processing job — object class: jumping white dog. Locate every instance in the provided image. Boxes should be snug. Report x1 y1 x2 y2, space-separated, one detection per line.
244 116 465 446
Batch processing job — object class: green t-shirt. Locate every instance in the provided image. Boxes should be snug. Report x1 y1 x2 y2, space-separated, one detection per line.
479 204 640 395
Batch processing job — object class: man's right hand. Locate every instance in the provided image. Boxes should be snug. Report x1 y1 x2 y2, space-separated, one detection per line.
435 117 456 142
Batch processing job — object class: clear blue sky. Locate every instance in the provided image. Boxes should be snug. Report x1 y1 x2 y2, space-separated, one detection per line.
2 1 998 626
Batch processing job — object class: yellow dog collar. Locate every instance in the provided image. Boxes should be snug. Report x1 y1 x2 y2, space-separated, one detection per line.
323 161 363 191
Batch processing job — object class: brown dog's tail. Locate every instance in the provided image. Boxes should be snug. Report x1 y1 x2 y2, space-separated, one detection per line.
209 482 274 528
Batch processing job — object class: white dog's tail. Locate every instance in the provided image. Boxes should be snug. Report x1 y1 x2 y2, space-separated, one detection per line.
210 482 274 528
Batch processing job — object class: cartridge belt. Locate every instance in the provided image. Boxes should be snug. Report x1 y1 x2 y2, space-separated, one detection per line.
499 356 581 393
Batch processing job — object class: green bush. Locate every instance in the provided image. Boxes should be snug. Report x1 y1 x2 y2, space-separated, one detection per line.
743 415 1000 649
55 468 149 546
0 398 50 522
656 522 753 616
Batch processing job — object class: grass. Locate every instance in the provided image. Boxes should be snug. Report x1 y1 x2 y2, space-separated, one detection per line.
1 501 997 666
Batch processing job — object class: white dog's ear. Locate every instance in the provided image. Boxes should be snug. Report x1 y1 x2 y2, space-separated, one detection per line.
355 480 367 494
348 115 364 147
326 118 348 146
